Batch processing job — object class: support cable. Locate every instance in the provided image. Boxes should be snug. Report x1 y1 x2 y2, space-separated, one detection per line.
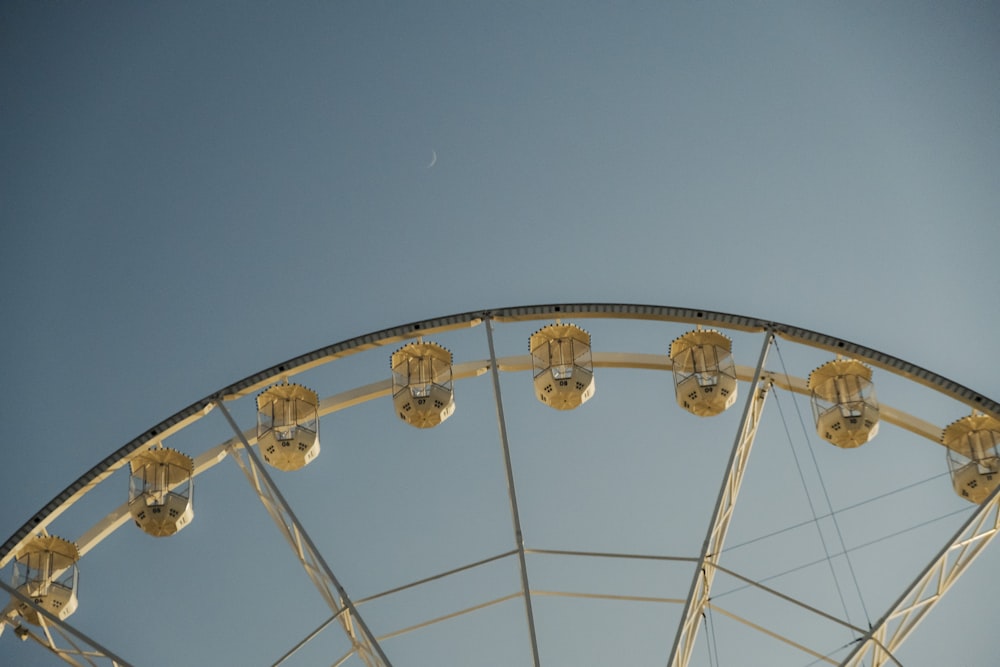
701 611 716 667
705 569 721 667
722 472 951 555
668 330 774 667
713 505 971 600
774 340 872 626
772 388 854 629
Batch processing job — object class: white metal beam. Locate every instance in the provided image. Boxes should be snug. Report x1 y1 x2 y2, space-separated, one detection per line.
668 331 774 667
0 578 132 666
839 485 1000 666
484 316 542 667
215 399 393 667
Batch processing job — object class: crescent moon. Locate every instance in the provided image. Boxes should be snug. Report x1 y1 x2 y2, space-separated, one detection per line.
425 151 437 169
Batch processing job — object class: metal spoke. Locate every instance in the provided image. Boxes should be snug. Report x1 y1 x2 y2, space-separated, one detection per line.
485 315 542 667
668 330 774 667
215 398 393 667
839 484 1000 666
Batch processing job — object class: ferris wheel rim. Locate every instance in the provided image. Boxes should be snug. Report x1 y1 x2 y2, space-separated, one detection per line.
4 302 997 566
4 302 1000 667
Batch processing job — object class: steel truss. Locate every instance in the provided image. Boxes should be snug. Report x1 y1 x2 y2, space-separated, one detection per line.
840 483 1000 666
215 399 392 667
669 331 774 667
0 579 132 667
4 304 999 666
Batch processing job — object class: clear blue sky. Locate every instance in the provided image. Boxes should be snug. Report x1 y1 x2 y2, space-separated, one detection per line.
2 3 998 665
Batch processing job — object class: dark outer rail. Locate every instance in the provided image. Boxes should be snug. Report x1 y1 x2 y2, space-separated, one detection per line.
4 303 996 561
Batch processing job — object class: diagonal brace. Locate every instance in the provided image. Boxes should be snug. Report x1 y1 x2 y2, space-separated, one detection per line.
0 578 133 667
839 486 1000 666
668 331 773 667
215 399 393 667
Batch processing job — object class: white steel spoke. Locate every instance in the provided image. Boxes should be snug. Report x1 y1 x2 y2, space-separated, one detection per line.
485 315 542 667
668 331 774 667
215 399 393 667
840 486 1000 666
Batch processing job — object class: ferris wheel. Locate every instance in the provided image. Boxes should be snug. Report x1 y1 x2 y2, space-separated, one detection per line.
2 303 998 666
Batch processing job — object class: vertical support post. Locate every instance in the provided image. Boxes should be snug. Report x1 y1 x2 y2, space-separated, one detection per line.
668 330 774 667
485 315 542 667
840 485 1000 666
214 399 393 667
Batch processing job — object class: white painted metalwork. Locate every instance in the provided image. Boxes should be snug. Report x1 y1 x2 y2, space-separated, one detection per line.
3 304 999 666
215 399 392 667
839 482 1000 666
486 316 541 667
6 305 995 568
0 578 131 667
668 330 774 667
